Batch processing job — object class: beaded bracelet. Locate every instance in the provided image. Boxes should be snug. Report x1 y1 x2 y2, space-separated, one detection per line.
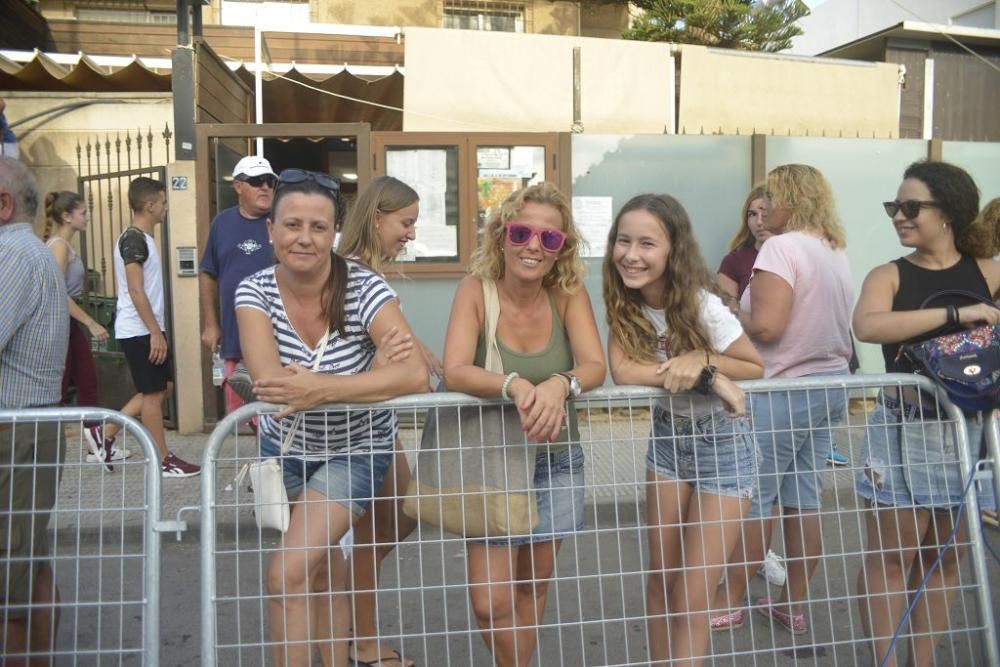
501 372 520 401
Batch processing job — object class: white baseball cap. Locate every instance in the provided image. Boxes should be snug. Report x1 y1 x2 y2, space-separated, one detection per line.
232 155 276 179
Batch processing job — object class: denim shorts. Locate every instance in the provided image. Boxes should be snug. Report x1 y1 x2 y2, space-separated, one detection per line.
259 435 394 519
646 406 757 499
748 369 849 518
480 446 586 547
855 394 995 511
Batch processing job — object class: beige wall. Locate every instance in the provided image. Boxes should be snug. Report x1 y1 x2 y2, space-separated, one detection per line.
403 27 674 133
4 93 174 232
311 0 585 34
579 2 629 39
5 93 204 432
526 1 580 35
677 46 902 137
313 0 439 27
165 160 204 434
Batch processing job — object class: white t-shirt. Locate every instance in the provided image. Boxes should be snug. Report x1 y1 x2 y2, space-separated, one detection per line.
113 227 165 339
641 290 744 416
739 231 853 378
235 261 397 459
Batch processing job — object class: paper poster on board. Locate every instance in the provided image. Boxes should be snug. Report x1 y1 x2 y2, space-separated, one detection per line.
572 196 613 257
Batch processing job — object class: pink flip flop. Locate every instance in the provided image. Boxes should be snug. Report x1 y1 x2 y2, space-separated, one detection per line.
755 597 807 635
710 609 744 631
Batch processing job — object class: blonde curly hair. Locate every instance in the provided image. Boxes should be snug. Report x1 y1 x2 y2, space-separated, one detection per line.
469 182 585 294
767 164 846 249
973 196 1000 259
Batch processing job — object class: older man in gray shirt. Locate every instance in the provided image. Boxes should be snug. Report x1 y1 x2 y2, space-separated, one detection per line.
0 156 69 660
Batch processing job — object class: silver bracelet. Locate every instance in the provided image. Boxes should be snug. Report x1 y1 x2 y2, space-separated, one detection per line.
501 372 520 401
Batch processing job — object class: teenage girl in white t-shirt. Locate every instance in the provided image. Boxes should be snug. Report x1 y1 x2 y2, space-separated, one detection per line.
603 193 764 665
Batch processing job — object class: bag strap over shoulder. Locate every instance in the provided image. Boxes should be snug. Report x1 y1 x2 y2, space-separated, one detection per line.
280 330 331 455
918 289 999 310
481 279 504 374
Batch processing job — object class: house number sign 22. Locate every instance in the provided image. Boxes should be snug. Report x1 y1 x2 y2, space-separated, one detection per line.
171 176 189 191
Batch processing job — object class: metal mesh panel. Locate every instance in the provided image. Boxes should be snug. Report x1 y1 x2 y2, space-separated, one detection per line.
200 375 998 666
0 407 164 665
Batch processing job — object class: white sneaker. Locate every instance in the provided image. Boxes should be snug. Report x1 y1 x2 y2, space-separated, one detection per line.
758 549 786 587
83 425 132 464
86 447 132 463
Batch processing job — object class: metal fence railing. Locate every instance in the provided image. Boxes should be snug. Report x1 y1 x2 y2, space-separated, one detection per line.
198 373 999 666
0 407 166 665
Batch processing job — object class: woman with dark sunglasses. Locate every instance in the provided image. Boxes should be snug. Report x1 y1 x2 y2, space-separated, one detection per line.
853 161 1000 667
442 182 605 666
235 170 428 666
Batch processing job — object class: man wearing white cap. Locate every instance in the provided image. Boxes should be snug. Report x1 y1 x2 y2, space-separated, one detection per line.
199 156 276 418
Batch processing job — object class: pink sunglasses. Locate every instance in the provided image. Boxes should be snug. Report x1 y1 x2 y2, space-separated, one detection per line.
505 223 567 253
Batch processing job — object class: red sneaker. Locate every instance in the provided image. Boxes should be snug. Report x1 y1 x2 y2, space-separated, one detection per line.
161 453 200 478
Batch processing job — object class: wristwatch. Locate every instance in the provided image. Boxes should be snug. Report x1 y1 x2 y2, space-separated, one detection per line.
554 372 582 398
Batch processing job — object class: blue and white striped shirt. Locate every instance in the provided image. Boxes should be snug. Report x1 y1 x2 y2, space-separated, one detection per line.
235 261 397 459
0 223 69 408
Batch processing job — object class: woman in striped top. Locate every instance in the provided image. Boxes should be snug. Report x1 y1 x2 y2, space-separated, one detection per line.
235 170 428 666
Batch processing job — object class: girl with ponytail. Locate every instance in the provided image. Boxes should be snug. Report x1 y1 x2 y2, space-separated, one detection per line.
44 191 132 466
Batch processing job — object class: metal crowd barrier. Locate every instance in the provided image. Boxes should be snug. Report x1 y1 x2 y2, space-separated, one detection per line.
199 374 998 666
0 407 165 665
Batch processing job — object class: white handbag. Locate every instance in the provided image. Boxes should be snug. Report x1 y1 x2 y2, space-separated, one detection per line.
234 332 330 533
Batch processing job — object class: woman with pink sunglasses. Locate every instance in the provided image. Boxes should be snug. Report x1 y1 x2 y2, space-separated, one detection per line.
442 182 606 667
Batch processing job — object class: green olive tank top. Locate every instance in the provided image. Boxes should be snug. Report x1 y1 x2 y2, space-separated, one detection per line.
473 290 579 450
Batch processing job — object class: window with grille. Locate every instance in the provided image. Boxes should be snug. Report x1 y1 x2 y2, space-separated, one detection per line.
77 8 177 24
443 1 525 32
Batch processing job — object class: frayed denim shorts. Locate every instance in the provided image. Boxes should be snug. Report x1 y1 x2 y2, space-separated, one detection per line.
260 435 394 519
479 445 586 547
854 394 995 511
646 405 757 500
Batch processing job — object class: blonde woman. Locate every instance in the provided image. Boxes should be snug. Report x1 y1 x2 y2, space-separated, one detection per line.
712 164 854 635
337 175 431 667
442 183 605 666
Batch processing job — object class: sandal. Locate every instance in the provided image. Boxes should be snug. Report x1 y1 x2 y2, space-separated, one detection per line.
710 609 744 631
755 596 807 635
350 646 414 667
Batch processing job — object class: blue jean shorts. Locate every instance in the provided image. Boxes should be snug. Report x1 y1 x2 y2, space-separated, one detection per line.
260 435 394 519
646 405 757 499
481 445 586 547
855 394 995 511
748 370 849 518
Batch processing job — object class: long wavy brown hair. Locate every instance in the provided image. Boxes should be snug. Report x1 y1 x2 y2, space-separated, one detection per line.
603 194 717 363
469 182 585 294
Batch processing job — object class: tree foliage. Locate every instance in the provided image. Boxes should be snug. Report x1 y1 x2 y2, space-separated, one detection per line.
602 1 810 53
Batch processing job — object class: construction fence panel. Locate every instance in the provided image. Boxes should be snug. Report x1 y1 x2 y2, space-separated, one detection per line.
199 374 997 666
0 407 164 665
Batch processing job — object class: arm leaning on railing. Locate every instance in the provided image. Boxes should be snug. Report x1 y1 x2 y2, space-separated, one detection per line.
239 299 429 419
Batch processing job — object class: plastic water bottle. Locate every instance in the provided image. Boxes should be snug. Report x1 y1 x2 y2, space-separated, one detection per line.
212 353 225 386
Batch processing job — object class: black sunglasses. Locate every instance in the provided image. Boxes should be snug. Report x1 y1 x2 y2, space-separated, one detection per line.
237 174 277 189
883 199 938 219
277 169 340 192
